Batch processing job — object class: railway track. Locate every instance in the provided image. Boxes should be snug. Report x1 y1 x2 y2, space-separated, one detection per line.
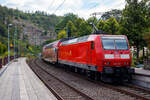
67 70 150 100
29 59 94 100
119 84 150 100
40 58 150 100
96 82 150 100
28 58 150 100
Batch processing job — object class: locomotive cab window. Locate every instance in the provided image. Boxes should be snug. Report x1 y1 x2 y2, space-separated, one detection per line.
102 39 115 50
115 39 128 50
101 36 128 50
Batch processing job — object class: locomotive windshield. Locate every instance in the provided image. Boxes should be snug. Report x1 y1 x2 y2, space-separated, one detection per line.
102 39 115 50
101 36 128 50
115 39 128 50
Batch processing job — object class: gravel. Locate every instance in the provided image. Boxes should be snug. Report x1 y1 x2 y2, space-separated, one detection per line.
30 60 86 100
35 59 137 100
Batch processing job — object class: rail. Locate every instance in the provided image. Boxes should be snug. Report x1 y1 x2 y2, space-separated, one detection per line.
96 82 150 100
29 59 94 100
29 59 64 100
32 58 150 100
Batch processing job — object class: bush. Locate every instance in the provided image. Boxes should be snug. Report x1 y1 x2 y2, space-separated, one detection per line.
0 42 7 55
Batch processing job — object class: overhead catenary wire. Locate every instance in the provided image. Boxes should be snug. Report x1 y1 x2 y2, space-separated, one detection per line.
48 0 55 10
52 0 66 14
70 3 99 18
88 3 99 10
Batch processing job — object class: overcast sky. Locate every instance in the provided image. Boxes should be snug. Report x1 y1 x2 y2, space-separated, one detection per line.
0 0 126 19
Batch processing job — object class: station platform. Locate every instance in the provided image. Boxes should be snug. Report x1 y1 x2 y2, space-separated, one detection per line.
133 68 150 89
0 58 57 100
134 68 150 76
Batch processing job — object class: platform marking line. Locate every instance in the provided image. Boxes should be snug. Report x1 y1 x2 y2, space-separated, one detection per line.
19 58 30 100
21 58 39 100
11 61 20 100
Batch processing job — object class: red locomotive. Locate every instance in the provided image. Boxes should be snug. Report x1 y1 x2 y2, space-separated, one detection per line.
42 34 134 82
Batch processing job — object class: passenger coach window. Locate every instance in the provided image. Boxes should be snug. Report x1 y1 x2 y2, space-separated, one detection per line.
102 39 115 50
115 39 128 50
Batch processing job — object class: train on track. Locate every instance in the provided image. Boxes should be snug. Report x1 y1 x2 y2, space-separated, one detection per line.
41 34 135 83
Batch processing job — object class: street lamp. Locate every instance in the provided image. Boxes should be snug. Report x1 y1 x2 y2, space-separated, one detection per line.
8 24 12 63
14 25 17 59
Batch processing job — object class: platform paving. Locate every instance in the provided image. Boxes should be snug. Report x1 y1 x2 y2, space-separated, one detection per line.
0 58 57 100
133 68 150 89
135 68 150 76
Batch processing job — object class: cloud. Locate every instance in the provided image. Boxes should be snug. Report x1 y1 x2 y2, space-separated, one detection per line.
0 0 126 19
77 0 126 19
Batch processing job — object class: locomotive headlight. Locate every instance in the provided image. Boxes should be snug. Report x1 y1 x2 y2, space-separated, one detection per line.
104 54 114 59
120 54 130 59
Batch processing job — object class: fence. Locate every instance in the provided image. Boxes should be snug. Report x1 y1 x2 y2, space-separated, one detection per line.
0 58 2 68
3 57 8 65
144 59 150 66
0 56 19 67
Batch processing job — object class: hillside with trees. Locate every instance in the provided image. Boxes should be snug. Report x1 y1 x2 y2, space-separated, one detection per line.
0 0 150 62
0 4 62 57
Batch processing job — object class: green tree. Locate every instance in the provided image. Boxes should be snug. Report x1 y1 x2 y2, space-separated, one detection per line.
78 21 92 36
0 23 7 37
66 21 77 37
0 42 7 55
57 30 67 39
74 18 84 31
143 28 150 49
56 13 78 29
104 17 119 34
96 19 106 31
120 0 149 59
101 9 122 21
87 17 97 25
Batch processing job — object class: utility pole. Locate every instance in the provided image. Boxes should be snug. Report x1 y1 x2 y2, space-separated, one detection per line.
8 24 12 63
67 27 71 38
17 27 19 57
14 25 17 59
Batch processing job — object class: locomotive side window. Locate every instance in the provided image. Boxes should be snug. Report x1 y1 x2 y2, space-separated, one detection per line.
61 35 89 45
